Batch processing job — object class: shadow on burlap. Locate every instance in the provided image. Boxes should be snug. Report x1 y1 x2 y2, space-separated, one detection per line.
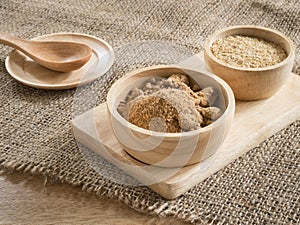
0 0 299 224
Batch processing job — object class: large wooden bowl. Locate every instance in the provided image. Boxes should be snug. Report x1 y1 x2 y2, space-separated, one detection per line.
106 65 235 167
204 25 295 100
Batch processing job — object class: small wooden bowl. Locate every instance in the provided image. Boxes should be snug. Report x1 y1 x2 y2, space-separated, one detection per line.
204 25 295 100
106 65 235 167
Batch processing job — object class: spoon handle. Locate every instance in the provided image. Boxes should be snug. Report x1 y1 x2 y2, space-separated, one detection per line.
0 32 31 52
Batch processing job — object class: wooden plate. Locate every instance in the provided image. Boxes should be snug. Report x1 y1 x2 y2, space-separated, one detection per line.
5 33 114 90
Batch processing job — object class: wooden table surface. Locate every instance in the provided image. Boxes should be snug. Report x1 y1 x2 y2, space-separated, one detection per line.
0 170 190 224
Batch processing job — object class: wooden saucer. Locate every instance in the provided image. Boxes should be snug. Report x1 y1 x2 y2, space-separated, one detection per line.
5 33 114 90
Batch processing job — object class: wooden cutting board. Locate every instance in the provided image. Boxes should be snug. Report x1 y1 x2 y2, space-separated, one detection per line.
71 54 300 199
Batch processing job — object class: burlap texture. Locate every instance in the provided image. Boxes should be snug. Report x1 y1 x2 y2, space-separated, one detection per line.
0 0 299 224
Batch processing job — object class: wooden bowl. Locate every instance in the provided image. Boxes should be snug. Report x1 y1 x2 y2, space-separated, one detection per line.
204 25 295 100
106 65 235 167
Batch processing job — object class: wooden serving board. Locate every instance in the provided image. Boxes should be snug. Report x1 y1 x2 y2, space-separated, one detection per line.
71 54 300 199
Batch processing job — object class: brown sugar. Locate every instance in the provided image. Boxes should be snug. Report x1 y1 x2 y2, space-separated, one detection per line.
128 89 201 132
117 74 223 133
128 95 180 133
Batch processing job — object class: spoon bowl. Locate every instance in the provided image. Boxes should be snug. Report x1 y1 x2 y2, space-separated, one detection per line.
0 32 92 72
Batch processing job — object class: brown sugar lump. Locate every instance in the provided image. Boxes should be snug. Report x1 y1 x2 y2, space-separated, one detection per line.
168 75 204 105
210 35 287 68
196 106 223 120
127 88 202 133
195 87 218 107
167 75 218 107
168 74 190 85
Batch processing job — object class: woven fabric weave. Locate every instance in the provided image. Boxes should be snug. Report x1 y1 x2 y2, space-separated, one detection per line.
0 0 299 224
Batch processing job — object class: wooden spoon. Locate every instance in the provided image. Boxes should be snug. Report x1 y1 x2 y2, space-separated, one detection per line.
0 33 92 72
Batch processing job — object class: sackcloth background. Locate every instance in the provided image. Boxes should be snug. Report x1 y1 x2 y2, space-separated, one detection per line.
0 0 299 224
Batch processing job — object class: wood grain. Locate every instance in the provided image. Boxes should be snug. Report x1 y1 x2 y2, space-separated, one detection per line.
0 170 190 225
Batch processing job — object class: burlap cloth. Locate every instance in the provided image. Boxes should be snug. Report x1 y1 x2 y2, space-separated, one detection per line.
0 0 299 224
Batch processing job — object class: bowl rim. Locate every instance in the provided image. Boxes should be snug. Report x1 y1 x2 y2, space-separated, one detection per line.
106 65 235 138
204 25 295 72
